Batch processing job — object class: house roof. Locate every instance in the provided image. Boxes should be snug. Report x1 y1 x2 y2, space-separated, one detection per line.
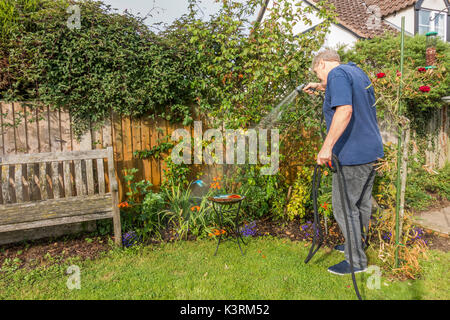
310 0 418 38
364 1 418 16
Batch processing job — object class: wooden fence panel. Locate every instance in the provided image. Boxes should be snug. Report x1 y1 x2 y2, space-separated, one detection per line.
2 101 447 205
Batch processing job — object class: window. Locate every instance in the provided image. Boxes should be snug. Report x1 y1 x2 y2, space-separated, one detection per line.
418 9 446 40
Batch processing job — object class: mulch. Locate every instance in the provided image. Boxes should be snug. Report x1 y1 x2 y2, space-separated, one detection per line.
0 235 111 272
0 217 448 273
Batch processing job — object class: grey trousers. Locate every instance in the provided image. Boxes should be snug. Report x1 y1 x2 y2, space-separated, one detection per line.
332 162 376 269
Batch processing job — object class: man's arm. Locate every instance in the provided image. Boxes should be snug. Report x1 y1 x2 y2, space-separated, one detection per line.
317 105 353 165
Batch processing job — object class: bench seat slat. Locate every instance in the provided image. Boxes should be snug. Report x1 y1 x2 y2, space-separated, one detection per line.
0 211 113 233
0 194 112 226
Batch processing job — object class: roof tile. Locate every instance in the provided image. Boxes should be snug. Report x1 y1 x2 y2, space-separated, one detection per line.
311 0 417 38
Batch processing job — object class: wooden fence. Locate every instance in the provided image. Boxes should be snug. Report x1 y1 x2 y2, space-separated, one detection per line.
1 101 448 205
0 102 196 203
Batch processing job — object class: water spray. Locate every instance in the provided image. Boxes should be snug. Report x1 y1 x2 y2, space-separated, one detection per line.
256 84 307 129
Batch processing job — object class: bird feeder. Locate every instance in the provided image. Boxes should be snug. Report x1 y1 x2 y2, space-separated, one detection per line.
426 31 438 67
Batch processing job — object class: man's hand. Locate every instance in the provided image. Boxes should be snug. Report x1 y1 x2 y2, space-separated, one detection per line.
303 82 325 95
317 145 332 166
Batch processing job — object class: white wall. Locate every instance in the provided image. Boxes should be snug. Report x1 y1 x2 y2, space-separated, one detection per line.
322 24 359 50
384 6 416 35
422 0 448 11
263 1 358 51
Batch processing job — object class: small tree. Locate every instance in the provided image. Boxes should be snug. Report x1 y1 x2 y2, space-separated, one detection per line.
165 0 337 129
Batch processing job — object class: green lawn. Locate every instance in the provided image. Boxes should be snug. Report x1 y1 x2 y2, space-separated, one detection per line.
0 237 448 300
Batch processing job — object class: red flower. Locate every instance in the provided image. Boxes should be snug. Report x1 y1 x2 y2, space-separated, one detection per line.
321 202 328 210
419 86 431 92
376 73 386 78
418 67 426 72
396 70 402 77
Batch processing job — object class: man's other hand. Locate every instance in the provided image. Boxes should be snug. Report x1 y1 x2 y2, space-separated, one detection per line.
303 82 325 94
317 145 332 166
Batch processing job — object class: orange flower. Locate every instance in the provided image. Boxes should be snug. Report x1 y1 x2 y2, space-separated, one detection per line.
210 182 221 189
118 201 130 209
191 206 200 212
221 229 226 234
321 202 328 210
323 170 329 176
208 233 214 237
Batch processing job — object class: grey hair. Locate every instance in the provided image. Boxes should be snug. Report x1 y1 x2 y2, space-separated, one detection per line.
311 49 341 70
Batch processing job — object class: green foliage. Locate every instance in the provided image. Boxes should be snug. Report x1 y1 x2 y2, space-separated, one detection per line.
135 191 166 239
286 166 312 220
374 142 449 212
165 0 336 128
0 0 40 40
406 161 450 211
338 32 449 133
161 156 191 191
133 134 175 160
160 182 215 239
1 0 193 136
228 164 287 219
317 169 333 219
123 168 153 203
0 0 336 137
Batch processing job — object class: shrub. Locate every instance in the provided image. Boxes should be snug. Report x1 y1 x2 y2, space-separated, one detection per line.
338 32 449 134
227 164 287 220
285 166 313 221
1 0 193 136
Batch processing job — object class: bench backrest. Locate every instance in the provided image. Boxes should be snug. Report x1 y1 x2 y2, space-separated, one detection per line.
0 147 122 245
0 147 116 204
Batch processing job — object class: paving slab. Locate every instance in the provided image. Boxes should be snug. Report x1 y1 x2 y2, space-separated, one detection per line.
413 206 450 235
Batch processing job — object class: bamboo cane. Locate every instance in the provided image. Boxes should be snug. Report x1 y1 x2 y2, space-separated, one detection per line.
394 17 406 268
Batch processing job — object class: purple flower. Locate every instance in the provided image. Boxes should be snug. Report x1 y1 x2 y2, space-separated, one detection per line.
122 231 141 247
240 221 257 237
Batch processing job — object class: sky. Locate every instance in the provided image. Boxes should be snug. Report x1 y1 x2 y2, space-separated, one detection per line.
101 0 260 28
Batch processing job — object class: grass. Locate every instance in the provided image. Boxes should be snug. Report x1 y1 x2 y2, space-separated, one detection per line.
0 237 448 300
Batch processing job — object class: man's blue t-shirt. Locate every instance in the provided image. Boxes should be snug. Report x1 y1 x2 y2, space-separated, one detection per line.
323 61 384 165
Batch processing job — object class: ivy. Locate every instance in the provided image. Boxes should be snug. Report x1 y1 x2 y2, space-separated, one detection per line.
1 0 193 137
0 0 336 143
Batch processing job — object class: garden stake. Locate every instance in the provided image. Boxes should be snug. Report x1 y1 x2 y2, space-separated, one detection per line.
395 17 406 268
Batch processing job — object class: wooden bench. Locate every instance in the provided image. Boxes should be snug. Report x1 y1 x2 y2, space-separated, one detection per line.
0 147 122 246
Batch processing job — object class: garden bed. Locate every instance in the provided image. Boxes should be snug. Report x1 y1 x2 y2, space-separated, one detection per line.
1 218 448 273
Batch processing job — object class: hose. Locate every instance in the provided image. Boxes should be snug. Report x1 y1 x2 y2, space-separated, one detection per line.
332 154 363 300
304 154 363 300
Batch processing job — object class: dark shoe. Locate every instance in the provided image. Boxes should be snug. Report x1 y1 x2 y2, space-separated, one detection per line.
334 244 345 253
327 260 367 276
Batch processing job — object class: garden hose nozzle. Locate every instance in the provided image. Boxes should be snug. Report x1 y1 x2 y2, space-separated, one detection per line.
295 84 306 93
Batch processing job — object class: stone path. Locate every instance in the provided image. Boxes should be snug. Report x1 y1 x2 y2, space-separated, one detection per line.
413 205 450 235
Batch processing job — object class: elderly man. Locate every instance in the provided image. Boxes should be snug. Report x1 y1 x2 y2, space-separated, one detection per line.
303 49 384 275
